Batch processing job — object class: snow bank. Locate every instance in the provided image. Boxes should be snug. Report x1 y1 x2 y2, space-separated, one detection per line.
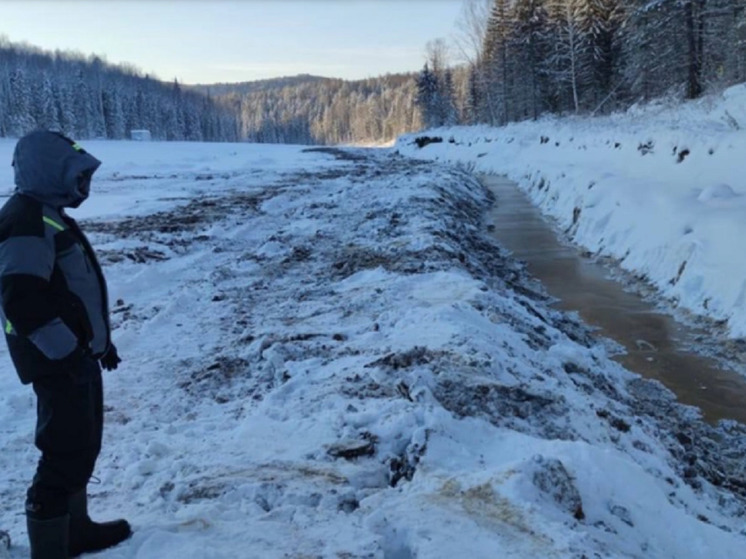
396 83 746 339
0 140 745 558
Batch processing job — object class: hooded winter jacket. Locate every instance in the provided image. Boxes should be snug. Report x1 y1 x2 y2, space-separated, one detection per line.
0 130 111 384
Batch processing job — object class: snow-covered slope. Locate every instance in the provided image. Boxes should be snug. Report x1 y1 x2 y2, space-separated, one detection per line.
0 139 745 558
397 83 746 340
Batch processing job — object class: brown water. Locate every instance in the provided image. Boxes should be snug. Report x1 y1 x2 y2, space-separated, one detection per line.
484 175 746 424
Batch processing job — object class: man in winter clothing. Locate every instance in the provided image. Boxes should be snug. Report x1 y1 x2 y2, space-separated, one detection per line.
0 130 131 558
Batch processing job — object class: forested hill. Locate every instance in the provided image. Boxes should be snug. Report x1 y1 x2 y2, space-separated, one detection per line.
0 36 421 145
198 73 422 145
189 75 330 96
0 39 239 142
3 0 746 147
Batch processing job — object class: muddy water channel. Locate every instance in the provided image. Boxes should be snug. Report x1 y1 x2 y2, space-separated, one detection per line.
483 175 746 424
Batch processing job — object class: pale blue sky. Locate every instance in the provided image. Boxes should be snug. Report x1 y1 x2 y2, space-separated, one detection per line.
0 0 464 84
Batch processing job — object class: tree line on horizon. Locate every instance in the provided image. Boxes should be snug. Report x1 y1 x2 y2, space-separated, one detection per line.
417 0 746 128
3 0 745 149
210 75 421 145
0 37 421 145
0 38 239 142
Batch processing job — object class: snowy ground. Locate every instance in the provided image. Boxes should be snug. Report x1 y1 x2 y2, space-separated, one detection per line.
397 82 746 347
0 136 746 558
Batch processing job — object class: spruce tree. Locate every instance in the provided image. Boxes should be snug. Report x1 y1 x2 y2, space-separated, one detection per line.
481 0 512 124
415 64 441 128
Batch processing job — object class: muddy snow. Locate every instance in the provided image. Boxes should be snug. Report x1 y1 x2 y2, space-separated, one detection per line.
0 140 745 558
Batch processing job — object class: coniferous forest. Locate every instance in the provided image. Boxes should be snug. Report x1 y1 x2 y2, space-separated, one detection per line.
0 38 239 141
417 0 746 128
0 38 420 145
1 0 745 145
198 74 421 145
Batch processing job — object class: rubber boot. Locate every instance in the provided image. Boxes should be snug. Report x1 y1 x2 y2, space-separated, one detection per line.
0 529 10 549
26 514 69 559
68 490 131 557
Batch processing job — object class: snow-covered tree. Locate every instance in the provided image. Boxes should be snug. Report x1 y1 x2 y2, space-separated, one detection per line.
510 0 552 119
0 39 238 141
481 0 513 124
415 64 442 128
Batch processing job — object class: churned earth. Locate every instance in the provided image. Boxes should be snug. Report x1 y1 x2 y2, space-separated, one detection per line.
0 140 745 558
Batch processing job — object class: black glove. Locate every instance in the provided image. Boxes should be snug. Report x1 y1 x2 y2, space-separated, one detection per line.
100 344 122 371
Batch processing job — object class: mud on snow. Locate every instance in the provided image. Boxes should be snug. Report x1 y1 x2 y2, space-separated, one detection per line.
49 146 746 557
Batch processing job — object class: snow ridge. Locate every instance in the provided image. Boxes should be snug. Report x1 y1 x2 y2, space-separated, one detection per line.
396 83 746 341
0 142 745 557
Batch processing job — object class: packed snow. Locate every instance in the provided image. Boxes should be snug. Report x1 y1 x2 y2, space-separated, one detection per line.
1 88 746 559
397 82 746 342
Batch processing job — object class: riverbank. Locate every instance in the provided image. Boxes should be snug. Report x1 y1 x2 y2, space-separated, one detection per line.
1 140 745 557
396 83 746 343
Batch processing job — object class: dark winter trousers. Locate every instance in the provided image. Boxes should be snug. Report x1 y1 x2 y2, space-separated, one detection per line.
26 361 103 519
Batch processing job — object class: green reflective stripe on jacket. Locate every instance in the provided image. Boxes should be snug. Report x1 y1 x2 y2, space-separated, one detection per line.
42 216 65 231
72 143 83 151
5 320 13 335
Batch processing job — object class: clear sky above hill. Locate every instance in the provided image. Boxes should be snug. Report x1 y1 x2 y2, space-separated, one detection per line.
0 0 464 84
